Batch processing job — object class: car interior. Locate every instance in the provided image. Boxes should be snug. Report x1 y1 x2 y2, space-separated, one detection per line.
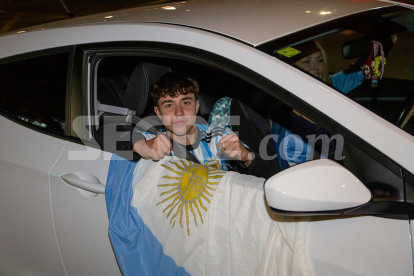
270 8 414 136
93 56 280 177
324 26 414 135
94 56 270 123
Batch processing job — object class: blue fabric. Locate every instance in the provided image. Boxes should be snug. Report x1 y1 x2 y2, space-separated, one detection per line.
330 71 365 94
269 122 289 170
105 154 190 276
282 129 312 166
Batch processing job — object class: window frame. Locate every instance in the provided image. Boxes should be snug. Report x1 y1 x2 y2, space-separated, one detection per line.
0 46 75 139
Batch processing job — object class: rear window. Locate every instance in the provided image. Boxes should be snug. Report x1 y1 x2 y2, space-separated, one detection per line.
0 53 69 134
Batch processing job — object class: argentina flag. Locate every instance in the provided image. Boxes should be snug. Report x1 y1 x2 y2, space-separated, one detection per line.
105 155 311 276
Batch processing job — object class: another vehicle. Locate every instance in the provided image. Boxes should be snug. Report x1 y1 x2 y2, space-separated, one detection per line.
1 0 414 275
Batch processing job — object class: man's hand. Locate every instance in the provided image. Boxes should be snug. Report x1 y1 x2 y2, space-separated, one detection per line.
133 135 172 161
217 134 252 167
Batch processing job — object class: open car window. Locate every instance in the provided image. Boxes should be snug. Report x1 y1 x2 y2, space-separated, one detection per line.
88 53 278 170
260 7 414 137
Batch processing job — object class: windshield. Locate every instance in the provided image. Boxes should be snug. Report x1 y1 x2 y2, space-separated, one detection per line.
257 6 414 137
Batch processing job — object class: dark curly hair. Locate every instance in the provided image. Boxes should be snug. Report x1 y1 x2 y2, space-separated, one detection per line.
150 72 199 106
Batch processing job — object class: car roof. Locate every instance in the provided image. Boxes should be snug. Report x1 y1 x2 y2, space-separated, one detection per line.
12 0 395 46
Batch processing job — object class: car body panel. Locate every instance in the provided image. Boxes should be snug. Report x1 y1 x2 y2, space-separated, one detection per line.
6 0 394 46
307 216 412 275
49 142 120 276
0 116 67 276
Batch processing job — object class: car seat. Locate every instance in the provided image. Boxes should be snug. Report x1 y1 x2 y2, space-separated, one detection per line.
97 62 171 121
95 62 171 158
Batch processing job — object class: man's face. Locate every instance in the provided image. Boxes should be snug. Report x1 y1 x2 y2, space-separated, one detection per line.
154 93 199 136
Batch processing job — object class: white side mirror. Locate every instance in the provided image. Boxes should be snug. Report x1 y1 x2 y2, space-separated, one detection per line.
265 159 372 213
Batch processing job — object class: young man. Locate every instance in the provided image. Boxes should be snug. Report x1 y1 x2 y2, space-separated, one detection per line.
132 72 256 173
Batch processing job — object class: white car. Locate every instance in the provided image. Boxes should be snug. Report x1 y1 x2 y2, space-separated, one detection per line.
1 0 414 275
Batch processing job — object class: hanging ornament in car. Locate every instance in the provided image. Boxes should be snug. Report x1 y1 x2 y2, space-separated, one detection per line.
361 55 373 79
361 40 386 87
373 56 386 78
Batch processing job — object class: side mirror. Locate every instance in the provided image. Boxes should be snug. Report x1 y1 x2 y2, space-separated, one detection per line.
265 159 372 215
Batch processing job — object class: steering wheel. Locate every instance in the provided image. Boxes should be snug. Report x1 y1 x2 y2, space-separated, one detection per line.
396 94 414 128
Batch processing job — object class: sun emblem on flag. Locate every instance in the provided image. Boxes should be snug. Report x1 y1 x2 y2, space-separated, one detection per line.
156 159 226 236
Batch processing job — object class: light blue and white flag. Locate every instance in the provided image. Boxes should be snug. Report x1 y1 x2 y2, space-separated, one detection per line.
106 155 311 276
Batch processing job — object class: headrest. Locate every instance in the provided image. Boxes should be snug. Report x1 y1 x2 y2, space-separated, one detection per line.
198 93 218 118
124 62 171 117
97 75 129 107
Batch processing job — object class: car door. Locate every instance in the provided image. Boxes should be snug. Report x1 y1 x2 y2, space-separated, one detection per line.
48 46 122 276
0 50 70 275
48 142 121 276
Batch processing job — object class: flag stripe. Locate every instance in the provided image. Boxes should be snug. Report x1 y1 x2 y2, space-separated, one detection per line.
105 155 191 276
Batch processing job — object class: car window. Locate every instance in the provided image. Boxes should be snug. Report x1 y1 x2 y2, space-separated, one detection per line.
0 53 69 134
262 7 414 137
322 29 414 130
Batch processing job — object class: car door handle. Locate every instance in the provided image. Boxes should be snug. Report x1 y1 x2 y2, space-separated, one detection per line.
60 173 105 194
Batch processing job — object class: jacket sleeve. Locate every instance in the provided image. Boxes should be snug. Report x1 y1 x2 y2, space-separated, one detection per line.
229 100 282 179
231 150 277 180
330 70 365 94
284 112 343 162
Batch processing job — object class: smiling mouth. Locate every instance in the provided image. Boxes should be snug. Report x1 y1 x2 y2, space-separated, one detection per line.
174 120 187 126
309 70 319 77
